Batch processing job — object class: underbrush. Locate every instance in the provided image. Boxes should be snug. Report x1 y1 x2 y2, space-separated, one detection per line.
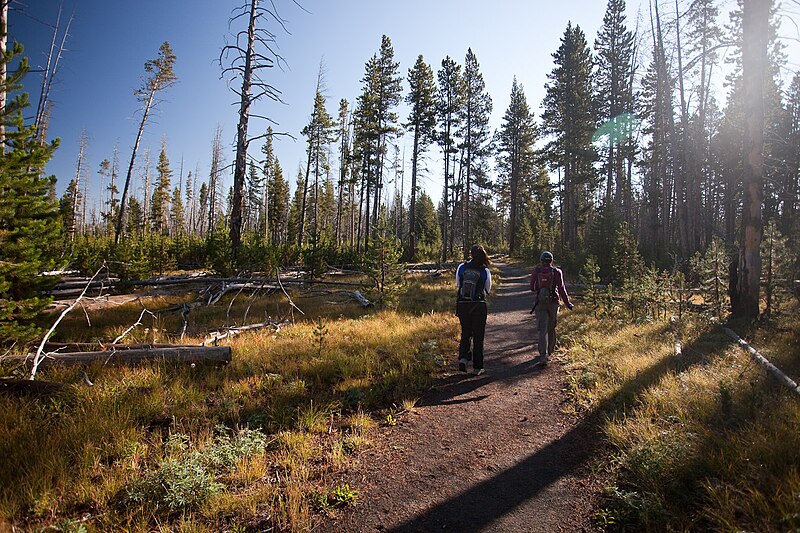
559 304 800 531
0 272 459 531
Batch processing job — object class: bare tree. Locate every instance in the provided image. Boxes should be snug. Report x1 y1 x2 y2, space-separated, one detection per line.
115 42 177 244
734 0 769 319
220 0 287 257
34 4 72 144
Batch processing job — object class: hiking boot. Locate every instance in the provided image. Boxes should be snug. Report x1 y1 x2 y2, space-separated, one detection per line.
458 358 468 372
473 368 485 376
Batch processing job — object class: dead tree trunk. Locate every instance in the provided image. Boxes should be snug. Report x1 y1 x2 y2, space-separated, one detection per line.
229 0 258 257
734 0 768 320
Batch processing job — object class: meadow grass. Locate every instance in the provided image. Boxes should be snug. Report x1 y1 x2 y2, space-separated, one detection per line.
0 271 459 531
559 304 800 531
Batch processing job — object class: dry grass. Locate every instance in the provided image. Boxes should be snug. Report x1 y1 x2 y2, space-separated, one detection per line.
0 271 459 531
559 305 800 531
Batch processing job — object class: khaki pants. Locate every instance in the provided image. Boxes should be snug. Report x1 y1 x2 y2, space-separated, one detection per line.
535 302 559 357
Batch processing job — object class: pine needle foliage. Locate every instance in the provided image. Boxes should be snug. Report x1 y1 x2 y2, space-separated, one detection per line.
0 40 61 345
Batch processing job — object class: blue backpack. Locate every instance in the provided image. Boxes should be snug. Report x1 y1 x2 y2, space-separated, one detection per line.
458 262 487 302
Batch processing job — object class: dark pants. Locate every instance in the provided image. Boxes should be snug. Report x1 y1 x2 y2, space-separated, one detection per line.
535 302 559 357
457 301 488 370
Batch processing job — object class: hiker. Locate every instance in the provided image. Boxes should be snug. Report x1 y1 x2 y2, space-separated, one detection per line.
530 251 573 364
456 244 493 375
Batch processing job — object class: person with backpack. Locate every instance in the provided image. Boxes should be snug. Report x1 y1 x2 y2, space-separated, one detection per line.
530 251 573 365
456 245 493 375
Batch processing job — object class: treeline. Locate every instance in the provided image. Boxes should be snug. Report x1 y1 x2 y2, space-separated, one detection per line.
3 0 799 344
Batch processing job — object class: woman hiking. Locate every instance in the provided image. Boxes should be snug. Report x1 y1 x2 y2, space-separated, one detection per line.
456 245 493 375
530 250 573 365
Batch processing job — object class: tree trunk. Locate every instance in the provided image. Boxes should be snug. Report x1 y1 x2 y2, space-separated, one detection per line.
734 0 769 319
115 90 155 244
230 0 258 257
8 346 232 367
409 125 420 260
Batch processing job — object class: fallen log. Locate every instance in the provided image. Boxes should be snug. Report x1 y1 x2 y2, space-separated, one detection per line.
5 346 231 367
723 327 800 397
352 290 374 307
202 320 286 346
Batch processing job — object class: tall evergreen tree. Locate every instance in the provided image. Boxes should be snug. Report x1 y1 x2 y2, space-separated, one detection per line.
436 56 464 261
459 48 492 254
353 36 402 252
170 186 185 235
115 42 177 244
497 78 537 254
542 22 597 250
150 140 172 234
260 127 274 240
594 0 635 219
0 37 61 344
405 54 437 260
269 159 289 243
299 81 335 246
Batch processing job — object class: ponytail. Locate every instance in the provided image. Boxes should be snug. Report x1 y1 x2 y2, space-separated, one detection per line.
470 244 492 269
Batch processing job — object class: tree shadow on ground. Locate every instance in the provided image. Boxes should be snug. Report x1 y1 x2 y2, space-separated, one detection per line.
388 326 733 532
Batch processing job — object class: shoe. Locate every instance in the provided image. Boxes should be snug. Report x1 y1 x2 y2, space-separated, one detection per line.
473 368 485 376
459 358 468 372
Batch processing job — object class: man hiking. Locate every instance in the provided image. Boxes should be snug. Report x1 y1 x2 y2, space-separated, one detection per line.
530 251 573 365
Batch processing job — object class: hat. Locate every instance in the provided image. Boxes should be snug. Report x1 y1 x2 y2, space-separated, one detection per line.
540 251 554 261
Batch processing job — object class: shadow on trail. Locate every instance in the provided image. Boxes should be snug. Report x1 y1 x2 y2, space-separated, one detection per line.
419 358 545 408
389 318 730 532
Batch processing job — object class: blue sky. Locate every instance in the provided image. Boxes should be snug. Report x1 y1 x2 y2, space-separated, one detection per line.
11 0 800 214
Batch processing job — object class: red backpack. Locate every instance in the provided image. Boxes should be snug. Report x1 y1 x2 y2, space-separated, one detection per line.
535 266 556 303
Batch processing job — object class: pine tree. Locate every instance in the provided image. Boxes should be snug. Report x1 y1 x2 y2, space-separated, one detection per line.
459 48 492 254
299 81 335 246
414 191 441 259
436 57 464 262
335 99 351 244
150 140 172 234
405 54 437 260
115 42 177 244
0 37 61 344
542 22 597 251
353 36 402 252
170 186 185 236
497 78 537 255
269 159 289 243
593 0 635 220
260 127 274 240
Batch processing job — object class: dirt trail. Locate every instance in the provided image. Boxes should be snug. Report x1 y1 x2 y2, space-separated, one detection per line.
320 262 601 532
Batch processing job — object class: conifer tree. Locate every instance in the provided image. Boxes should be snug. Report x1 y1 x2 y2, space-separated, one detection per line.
269 159 289 243
0 37 61 344
542 22 597 250
436 57 464 261
150 140 172 234
170 186 185 235
335 99 351 244
405 54 437 260
260 127 274 240
353 36 402 251
497 78 537 255
459 48 492 254
115 42 177 244
594 0 635 219
299 80 335 246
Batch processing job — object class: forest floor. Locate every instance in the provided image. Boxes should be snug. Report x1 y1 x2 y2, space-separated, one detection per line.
318 262 603 532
